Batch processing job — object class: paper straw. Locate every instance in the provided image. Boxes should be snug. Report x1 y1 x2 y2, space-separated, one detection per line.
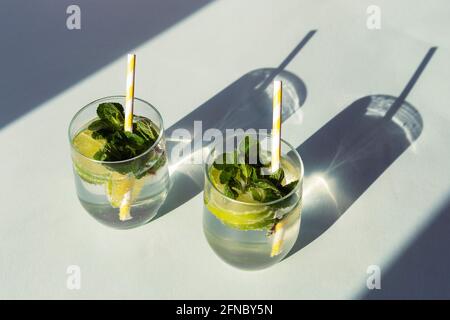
124 53 136 132
119 53 136 221
119 189 132 221
270 221 286 257
270 80 284 256
271 80 282 173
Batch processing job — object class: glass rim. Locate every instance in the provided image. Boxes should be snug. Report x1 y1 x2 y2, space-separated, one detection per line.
204 132 304 207
68 95 165 165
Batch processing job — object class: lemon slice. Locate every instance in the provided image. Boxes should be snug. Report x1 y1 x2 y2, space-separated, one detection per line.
72 129 110 184
206 166 276 230
72 129 106 158
205 189 275 230
206 202 275 230
106 172 147 208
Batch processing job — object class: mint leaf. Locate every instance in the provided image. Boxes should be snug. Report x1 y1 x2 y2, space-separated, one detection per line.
223 183 238 199
219 167 236 184
88 119 109 131
210 135 298 203
250 179 279 192
239 163 253 180
248 179 283 202
251 166 259 181
264 189 282 202
124 131 146 148
268 168 285 186
84 102 164 179
93 149 107 161
281 180 298 195
97 102 125 130
228 177 243 192
91 128 111 140
134 117 158 142
249 187 264 202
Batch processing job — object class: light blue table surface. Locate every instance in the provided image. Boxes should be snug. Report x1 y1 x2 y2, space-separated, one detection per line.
1 0 449 299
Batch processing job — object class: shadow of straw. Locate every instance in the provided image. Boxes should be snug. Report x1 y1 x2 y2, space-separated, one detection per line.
155 30 317 219
285 47 437 259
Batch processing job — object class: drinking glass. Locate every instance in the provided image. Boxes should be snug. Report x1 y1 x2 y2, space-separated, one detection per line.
68 96 170 229
203 132 303 270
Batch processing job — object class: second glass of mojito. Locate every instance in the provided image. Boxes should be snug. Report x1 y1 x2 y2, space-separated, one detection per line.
69 96 170 229
203 132 303 270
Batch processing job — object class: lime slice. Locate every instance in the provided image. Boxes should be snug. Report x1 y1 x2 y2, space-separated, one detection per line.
73 161 110 185
205 190 275 230
206 201 275 230
106 172 147 208
208 166 222 189
72 129 106 158
72 129 110 184
206 166 276 230
235 191 259 204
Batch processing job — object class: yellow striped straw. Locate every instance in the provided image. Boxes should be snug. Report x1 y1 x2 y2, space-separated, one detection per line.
119 189 132 221
270 80 284 256
271 221 285 257
271 80 282 173
120 53 136 221
124 53 136 133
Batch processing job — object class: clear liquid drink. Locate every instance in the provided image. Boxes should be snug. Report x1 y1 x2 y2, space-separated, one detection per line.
69 96 170 229
203 133 303 270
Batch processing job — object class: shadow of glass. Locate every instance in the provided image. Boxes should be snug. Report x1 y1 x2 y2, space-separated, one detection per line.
290 95 423 254
157 68 307 218
155 30 317 219
0 0 213 128
361 196 450 299
285 47 436 258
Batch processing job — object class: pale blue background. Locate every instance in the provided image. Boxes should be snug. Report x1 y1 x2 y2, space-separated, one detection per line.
0 0 449 299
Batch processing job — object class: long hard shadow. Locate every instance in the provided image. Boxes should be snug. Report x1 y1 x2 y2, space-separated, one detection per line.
0 0 213 129
286 47 437 257
362 196 450 299
156 30 317 218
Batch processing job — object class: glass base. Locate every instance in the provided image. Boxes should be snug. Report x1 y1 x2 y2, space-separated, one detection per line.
203 207 301 270
79 190 167 229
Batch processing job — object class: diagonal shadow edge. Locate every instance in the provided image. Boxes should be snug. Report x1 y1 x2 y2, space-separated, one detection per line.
361 195 450 299
0 0 214 129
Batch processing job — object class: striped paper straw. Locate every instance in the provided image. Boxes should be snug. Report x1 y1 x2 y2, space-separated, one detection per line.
271 80 282 173
120 53 136 221
271 221 285 257
119 189 132 221
271 80 284 256
124 53 136 132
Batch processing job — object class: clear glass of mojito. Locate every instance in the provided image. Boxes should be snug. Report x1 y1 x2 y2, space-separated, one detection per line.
69 96 170 229
203 132 303 270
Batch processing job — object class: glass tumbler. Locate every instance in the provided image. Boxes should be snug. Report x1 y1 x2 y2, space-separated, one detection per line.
68 96 170 229
203 132 303 270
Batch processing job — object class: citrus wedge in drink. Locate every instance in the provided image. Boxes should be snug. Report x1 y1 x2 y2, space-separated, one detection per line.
205 201 276 231
106 172 148 208
206 167 276 231
72 129 111 184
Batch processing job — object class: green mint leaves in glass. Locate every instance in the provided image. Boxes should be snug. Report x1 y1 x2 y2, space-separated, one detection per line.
203 133 303 270
69 96 170 229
